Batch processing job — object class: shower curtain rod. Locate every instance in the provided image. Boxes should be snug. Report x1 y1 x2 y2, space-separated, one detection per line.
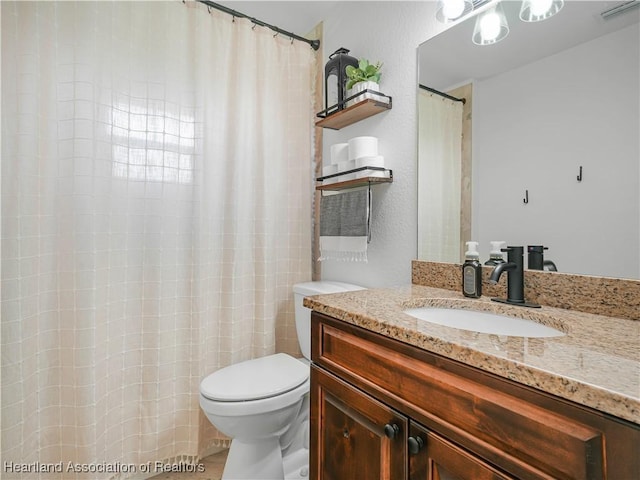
419 84 466 104
196 0 321 50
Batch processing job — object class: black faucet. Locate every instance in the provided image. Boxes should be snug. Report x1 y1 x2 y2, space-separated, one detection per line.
528 245 558 272
489 246 540 308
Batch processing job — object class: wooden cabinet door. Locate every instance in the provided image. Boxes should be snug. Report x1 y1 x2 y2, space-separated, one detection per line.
310 365 407 480
408 422 516 480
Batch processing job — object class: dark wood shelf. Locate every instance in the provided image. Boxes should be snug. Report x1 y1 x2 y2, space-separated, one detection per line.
316 97 392 130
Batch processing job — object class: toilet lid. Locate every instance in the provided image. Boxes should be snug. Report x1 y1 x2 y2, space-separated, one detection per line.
200 353 309 402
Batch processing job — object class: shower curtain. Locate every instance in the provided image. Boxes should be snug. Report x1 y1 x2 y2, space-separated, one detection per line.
417 89 464 262
1 1 316 478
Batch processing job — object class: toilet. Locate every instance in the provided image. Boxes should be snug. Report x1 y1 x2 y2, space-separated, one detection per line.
199 281 365 480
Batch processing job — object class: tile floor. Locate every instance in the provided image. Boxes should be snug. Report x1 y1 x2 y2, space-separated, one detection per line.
149 450 228 480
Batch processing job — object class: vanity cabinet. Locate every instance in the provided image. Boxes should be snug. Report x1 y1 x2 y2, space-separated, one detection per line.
312 366 514 480
409 422 514 480
311 365 407 479
310 312 640 480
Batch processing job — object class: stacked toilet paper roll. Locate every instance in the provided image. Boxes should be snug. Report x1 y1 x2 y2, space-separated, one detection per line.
321 164 338 184
355 155 386 179
325 136 385 183
330 143 349 164
322 144 345 184
348 136 378 161
350 136 385 179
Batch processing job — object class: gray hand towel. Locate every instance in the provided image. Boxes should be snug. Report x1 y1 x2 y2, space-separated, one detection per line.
319 189 370 262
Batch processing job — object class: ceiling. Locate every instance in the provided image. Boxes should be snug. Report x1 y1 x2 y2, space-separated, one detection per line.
419 0 640 89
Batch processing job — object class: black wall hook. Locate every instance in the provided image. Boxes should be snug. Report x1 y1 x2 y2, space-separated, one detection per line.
577 166 583 182
523 189 529 204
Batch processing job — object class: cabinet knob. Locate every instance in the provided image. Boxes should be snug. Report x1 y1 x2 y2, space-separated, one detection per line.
408 436 425 455
383 423 400 439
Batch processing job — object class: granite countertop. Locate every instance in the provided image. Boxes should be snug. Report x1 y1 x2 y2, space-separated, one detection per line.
304 284 640 425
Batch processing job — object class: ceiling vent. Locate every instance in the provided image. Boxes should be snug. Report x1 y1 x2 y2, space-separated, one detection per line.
601 0 640 19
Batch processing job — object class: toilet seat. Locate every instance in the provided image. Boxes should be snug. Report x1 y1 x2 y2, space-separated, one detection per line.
200 353 309 402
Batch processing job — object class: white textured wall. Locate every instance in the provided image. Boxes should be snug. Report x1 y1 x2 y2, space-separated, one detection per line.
319 1 442 287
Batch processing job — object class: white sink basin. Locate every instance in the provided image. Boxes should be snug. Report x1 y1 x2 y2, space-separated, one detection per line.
403 307 565 338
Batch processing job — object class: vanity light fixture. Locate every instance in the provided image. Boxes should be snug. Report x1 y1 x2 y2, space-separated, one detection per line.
472 2 510 45
519 0 564 22
436 0 474 23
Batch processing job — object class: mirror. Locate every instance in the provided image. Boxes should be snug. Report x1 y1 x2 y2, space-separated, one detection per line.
418 0 639 279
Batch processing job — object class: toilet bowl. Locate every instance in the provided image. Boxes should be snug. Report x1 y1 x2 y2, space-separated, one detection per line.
199 281 365 480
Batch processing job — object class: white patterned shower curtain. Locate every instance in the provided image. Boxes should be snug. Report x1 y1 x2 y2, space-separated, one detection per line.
1 1 315 478
417 89 464 262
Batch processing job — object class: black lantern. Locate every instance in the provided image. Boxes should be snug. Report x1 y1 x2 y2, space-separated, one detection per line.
324 47 358 116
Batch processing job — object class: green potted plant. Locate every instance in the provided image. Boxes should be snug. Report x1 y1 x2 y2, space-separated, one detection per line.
345 58 384 107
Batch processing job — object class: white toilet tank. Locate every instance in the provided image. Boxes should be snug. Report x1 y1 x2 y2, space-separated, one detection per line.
293 281 365 360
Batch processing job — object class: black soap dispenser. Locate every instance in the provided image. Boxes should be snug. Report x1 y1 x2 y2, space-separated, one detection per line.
462 241 482 298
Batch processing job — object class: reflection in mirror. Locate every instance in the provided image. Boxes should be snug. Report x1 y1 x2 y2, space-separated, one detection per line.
417 84 471 263
417 0 639 279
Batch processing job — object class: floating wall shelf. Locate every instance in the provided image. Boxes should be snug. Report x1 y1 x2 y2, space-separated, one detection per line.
316 92 392 130
316 166 393 191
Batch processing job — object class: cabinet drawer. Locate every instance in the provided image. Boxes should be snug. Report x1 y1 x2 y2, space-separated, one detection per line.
312 313 605 480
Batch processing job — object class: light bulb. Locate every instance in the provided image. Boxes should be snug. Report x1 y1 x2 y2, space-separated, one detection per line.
520 0 564 22
530 0 553 17
436 0 473 23
472 2 509 46
443 0 465 20
480 12 501 41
